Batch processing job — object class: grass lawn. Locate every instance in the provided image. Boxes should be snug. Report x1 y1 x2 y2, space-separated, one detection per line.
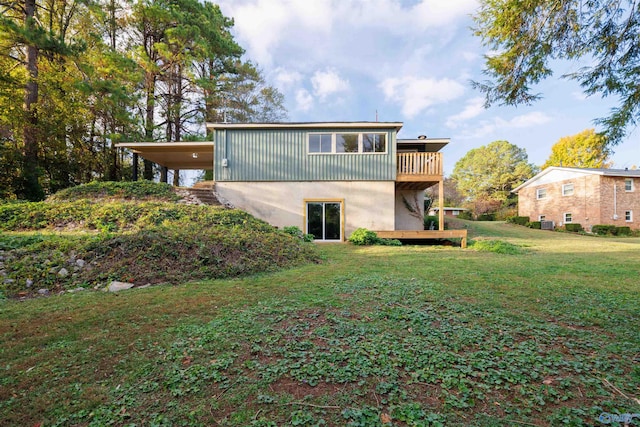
1 221 639 426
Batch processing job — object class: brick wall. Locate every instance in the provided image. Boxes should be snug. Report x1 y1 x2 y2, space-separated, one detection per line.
518 175 639 230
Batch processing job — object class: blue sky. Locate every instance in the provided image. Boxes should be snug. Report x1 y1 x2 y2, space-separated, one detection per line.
216 0 638 175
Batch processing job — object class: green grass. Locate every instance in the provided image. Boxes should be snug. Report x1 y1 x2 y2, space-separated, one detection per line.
1 221 639 426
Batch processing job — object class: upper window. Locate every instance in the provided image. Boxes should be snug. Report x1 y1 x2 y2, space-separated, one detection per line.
562 183 574 196
564 212 572 223
625 178 634 192
309 134 332 153
536 188 547 199
308 133 387 154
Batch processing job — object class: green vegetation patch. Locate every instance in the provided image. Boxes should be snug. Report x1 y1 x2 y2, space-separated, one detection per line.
48 181 180 202
471 239 527 254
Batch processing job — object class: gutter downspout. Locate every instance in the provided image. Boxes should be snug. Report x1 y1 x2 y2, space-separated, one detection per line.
613 181 618 220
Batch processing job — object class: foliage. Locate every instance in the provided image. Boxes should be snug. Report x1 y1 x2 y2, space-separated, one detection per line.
542 129 612 169
48 181 179 202
348 228 402 246
470 239 526 254
452 141 537 203
424 177 464 207
565 223 584 233
592 225 632 236
476 213 496 221
1 222 639 425
423 215 439 230
507 216 530 226
527 221 542 229
457 210 474 220
616 226 632 236
472 1 640 145
282 226 314 243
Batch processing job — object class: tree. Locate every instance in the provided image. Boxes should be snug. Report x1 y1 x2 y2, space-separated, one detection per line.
472 1 640 144
425 177 464 207
542 129 612 169
451 140 537 202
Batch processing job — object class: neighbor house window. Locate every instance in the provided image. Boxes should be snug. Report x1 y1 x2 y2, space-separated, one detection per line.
564 213 572 223
539 215 546 221
625 178 634 192
308 134 332 153
308 132 387 154
626 210 633 222
536 188 547 199
562 183 574 196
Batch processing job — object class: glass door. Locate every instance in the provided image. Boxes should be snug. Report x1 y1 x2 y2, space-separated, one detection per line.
306 201 342 241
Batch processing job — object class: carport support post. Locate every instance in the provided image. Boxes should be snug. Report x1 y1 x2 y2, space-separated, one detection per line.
438 179 444 231
160 166 168 183
132 153 138 181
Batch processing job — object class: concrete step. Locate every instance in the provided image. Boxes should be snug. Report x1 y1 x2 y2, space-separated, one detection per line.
185 187 222 206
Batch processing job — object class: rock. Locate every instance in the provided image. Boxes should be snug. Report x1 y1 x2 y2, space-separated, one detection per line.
26 279 33 288
37 289 50 295
49 267 58 274
68 287 85 293
75 259 86 268
4 278 14 284
107 281 135 292
58 268 69 278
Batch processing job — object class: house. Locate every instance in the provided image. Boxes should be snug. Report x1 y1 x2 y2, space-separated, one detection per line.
428 207 468 217
117 122 463 243
512 166 640 231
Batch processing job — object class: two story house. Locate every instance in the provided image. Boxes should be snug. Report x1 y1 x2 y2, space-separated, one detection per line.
512 166 640 231
118 122 458 242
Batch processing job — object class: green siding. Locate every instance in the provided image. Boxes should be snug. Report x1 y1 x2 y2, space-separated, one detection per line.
214 128 397 182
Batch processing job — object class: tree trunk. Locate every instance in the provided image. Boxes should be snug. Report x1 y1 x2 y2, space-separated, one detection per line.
143 71 155 180
22 0 44 200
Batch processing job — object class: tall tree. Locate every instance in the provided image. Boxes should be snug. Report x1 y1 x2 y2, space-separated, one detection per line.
542 129 612 169
451 140 537 202
472 1 640 144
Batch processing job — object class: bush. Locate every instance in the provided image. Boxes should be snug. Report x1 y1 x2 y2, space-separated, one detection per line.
348 228 402 246
423 215 439 230
591 224 617 235
527 221 541 229
616 226 631 236
507 216 530 226
457 211 474 220
283 226 314 242
564 223 583 232
477 213 496 221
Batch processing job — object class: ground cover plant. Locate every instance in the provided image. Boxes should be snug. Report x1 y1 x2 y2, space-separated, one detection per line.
0 221 639 426
0 182 319 297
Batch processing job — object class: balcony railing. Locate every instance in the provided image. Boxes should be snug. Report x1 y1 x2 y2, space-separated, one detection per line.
397 152 442 178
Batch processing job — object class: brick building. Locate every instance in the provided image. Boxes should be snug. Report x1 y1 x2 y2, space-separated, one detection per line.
512 167 640 231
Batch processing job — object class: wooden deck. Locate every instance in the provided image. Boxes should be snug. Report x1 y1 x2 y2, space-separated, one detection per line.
374 229 468 248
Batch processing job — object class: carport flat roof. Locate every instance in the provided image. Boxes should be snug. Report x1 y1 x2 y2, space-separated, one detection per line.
116 142 214 170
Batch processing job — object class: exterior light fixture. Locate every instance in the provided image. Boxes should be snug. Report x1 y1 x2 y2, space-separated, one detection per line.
192 153 199 159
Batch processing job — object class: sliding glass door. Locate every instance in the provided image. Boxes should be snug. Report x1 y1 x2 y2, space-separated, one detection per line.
306 201 342 241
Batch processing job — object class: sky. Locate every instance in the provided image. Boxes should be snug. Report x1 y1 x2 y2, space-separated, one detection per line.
215 0 638 175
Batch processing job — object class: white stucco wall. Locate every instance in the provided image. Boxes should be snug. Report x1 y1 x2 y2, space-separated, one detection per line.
215 181 396 239
395 190 425 230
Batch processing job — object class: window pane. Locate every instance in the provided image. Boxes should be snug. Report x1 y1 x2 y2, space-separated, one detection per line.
563 184 574 196
626 179 633 191
307 203 323 239
309 134 331 153
362 134 385 152
336 134 358 153
324 203 341 240
320 134 332 152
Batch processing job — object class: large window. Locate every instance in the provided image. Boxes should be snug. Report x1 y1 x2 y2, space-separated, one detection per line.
308 133 386 154
625 178 634 192
562 183 574 196
306 200 343 241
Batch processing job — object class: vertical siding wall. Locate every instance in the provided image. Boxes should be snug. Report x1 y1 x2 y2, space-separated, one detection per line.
214 128 396 182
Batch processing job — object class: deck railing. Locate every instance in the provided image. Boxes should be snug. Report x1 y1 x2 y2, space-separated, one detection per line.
397 152 442 176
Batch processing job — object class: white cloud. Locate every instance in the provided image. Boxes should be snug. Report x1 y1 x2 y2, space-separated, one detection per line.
446 97 486 128
311 69 350 100
471 112 552 138
272 67 303 89
295 89 313 111
379 76 466 118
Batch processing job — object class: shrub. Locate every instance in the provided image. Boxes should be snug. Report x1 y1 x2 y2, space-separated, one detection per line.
477 213 496 221
457 211 474 220
616 226 631 236
507 216 530 226
565 223 583 232
591 224 617 235
423 215 439 230
283 226 314 242
527 221 542 229
348 228 402 246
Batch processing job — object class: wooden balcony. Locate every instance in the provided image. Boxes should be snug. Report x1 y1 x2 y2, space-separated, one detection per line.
396 152 443 190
